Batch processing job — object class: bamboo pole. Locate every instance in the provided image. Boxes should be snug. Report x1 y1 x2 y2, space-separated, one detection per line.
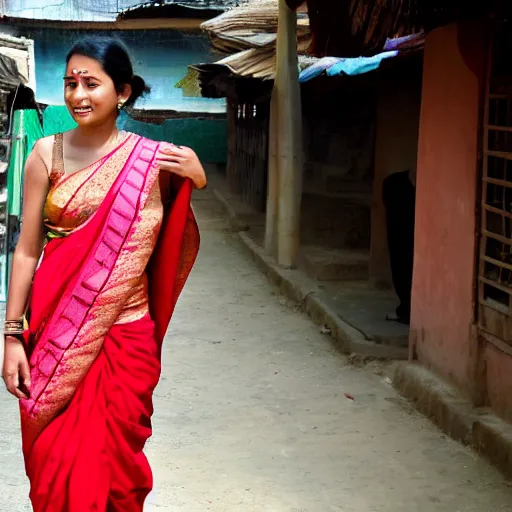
275 0 303 268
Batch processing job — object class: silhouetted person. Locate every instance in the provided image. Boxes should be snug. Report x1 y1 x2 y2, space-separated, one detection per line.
383 169 416 324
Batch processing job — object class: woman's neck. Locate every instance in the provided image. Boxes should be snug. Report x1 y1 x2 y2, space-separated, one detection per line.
71 118 119 149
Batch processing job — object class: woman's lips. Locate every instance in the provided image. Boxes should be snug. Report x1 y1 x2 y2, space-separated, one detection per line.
73 107 92 117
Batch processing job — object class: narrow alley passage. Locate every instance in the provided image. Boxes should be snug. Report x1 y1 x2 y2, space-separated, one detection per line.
1 190 512 511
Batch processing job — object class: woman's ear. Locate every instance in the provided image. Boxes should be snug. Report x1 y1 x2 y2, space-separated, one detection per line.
119 83 132 104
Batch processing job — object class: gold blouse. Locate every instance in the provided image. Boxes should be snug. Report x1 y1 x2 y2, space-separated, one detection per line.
43 132 164 324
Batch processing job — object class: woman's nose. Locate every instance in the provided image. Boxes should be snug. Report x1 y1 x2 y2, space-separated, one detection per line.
72 83 88 102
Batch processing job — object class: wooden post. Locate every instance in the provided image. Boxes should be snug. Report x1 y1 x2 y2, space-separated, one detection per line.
270 0 303 267
265 88 279 256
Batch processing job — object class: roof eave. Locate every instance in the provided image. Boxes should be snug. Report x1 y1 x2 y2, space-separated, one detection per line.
0 15 204 30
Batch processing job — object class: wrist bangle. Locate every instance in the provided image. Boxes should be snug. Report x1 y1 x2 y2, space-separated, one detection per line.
4 318 24 336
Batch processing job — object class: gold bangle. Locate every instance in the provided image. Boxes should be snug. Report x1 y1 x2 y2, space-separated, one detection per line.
4 324 23 328
4 316 28 333
4 318 24 336
5 318 23 325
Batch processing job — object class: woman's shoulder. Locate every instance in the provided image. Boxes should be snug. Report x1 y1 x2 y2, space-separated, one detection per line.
34 129 74 155
32 131 68 173
32 135 56 170
34 134 55 151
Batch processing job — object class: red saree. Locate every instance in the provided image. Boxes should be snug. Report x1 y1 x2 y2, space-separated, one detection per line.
20 135 199 511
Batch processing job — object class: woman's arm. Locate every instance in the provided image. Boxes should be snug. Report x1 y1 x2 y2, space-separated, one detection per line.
2 141 49 398
6 142 49 319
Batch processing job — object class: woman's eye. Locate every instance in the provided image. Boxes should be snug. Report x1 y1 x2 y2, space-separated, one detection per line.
88 83 99 88
65 82 77 89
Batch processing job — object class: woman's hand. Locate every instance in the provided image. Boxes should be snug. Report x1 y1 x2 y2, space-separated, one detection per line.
2 336 31 399
156 143 207 190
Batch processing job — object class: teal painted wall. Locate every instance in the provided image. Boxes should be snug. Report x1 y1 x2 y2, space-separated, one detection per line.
42 106 227 164
121 115 227 164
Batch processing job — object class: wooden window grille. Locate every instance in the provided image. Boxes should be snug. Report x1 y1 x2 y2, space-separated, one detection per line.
478 33 512 354
227 100 270 212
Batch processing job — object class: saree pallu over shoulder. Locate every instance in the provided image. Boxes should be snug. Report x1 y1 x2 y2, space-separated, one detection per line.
21 134 199 455
147 175 199 346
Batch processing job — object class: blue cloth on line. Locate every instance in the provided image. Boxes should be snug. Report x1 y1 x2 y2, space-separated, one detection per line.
299 51 399 83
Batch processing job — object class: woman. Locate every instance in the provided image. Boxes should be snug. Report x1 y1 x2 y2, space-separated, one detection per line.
1 37 205 510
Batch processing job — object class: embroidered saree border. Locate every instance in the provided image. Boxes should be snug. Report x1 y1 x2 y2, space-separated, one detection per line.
21 137 161 449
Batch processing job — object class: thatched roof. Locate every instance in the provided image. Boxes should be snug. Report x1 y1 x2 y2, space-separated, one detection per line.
177 0 310 101
285 0 512 57
200 0 310 54
191 47 313 80
181 0 435 101
177 0 311 92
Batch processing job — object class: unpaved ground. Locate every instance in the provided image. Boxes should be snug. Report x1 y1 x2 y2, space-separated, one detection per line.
1 190 511 511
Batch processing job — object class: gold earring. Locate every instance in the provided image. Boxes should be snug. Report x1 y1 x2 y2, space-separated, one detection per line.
117 101 124 112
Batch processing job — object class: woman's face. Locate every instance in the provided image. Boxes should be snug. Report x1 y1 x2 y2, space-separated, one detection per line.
64 55 129 128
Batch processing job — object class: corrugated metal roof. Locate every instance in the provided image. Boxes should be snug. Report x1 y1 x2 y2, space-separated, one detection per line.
2 0 120 22
118 1 248 20
1 0 244 22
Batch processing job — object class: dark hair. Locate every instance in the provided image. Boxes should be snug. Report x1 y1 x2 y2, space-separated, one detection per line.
66 36 150 107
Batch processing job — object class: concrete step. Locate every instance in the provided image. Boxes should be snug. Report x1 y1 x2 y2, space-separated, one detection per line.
301 246 369 281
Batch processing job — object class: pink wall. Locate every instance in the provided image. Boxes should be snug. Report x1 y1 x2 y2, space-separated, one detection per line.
410 22 487 391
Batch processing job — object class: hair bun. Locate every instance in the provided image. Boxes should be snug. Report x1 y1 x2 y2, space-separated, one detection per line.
127 75 151 106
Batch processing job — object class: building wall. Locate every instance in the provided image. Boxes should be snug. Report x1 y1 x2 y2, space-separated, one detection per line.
300 82 376 250
302 83 376 197
410 22 487 391
1 25 225 113
370 62 422 288
40 105 227 163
